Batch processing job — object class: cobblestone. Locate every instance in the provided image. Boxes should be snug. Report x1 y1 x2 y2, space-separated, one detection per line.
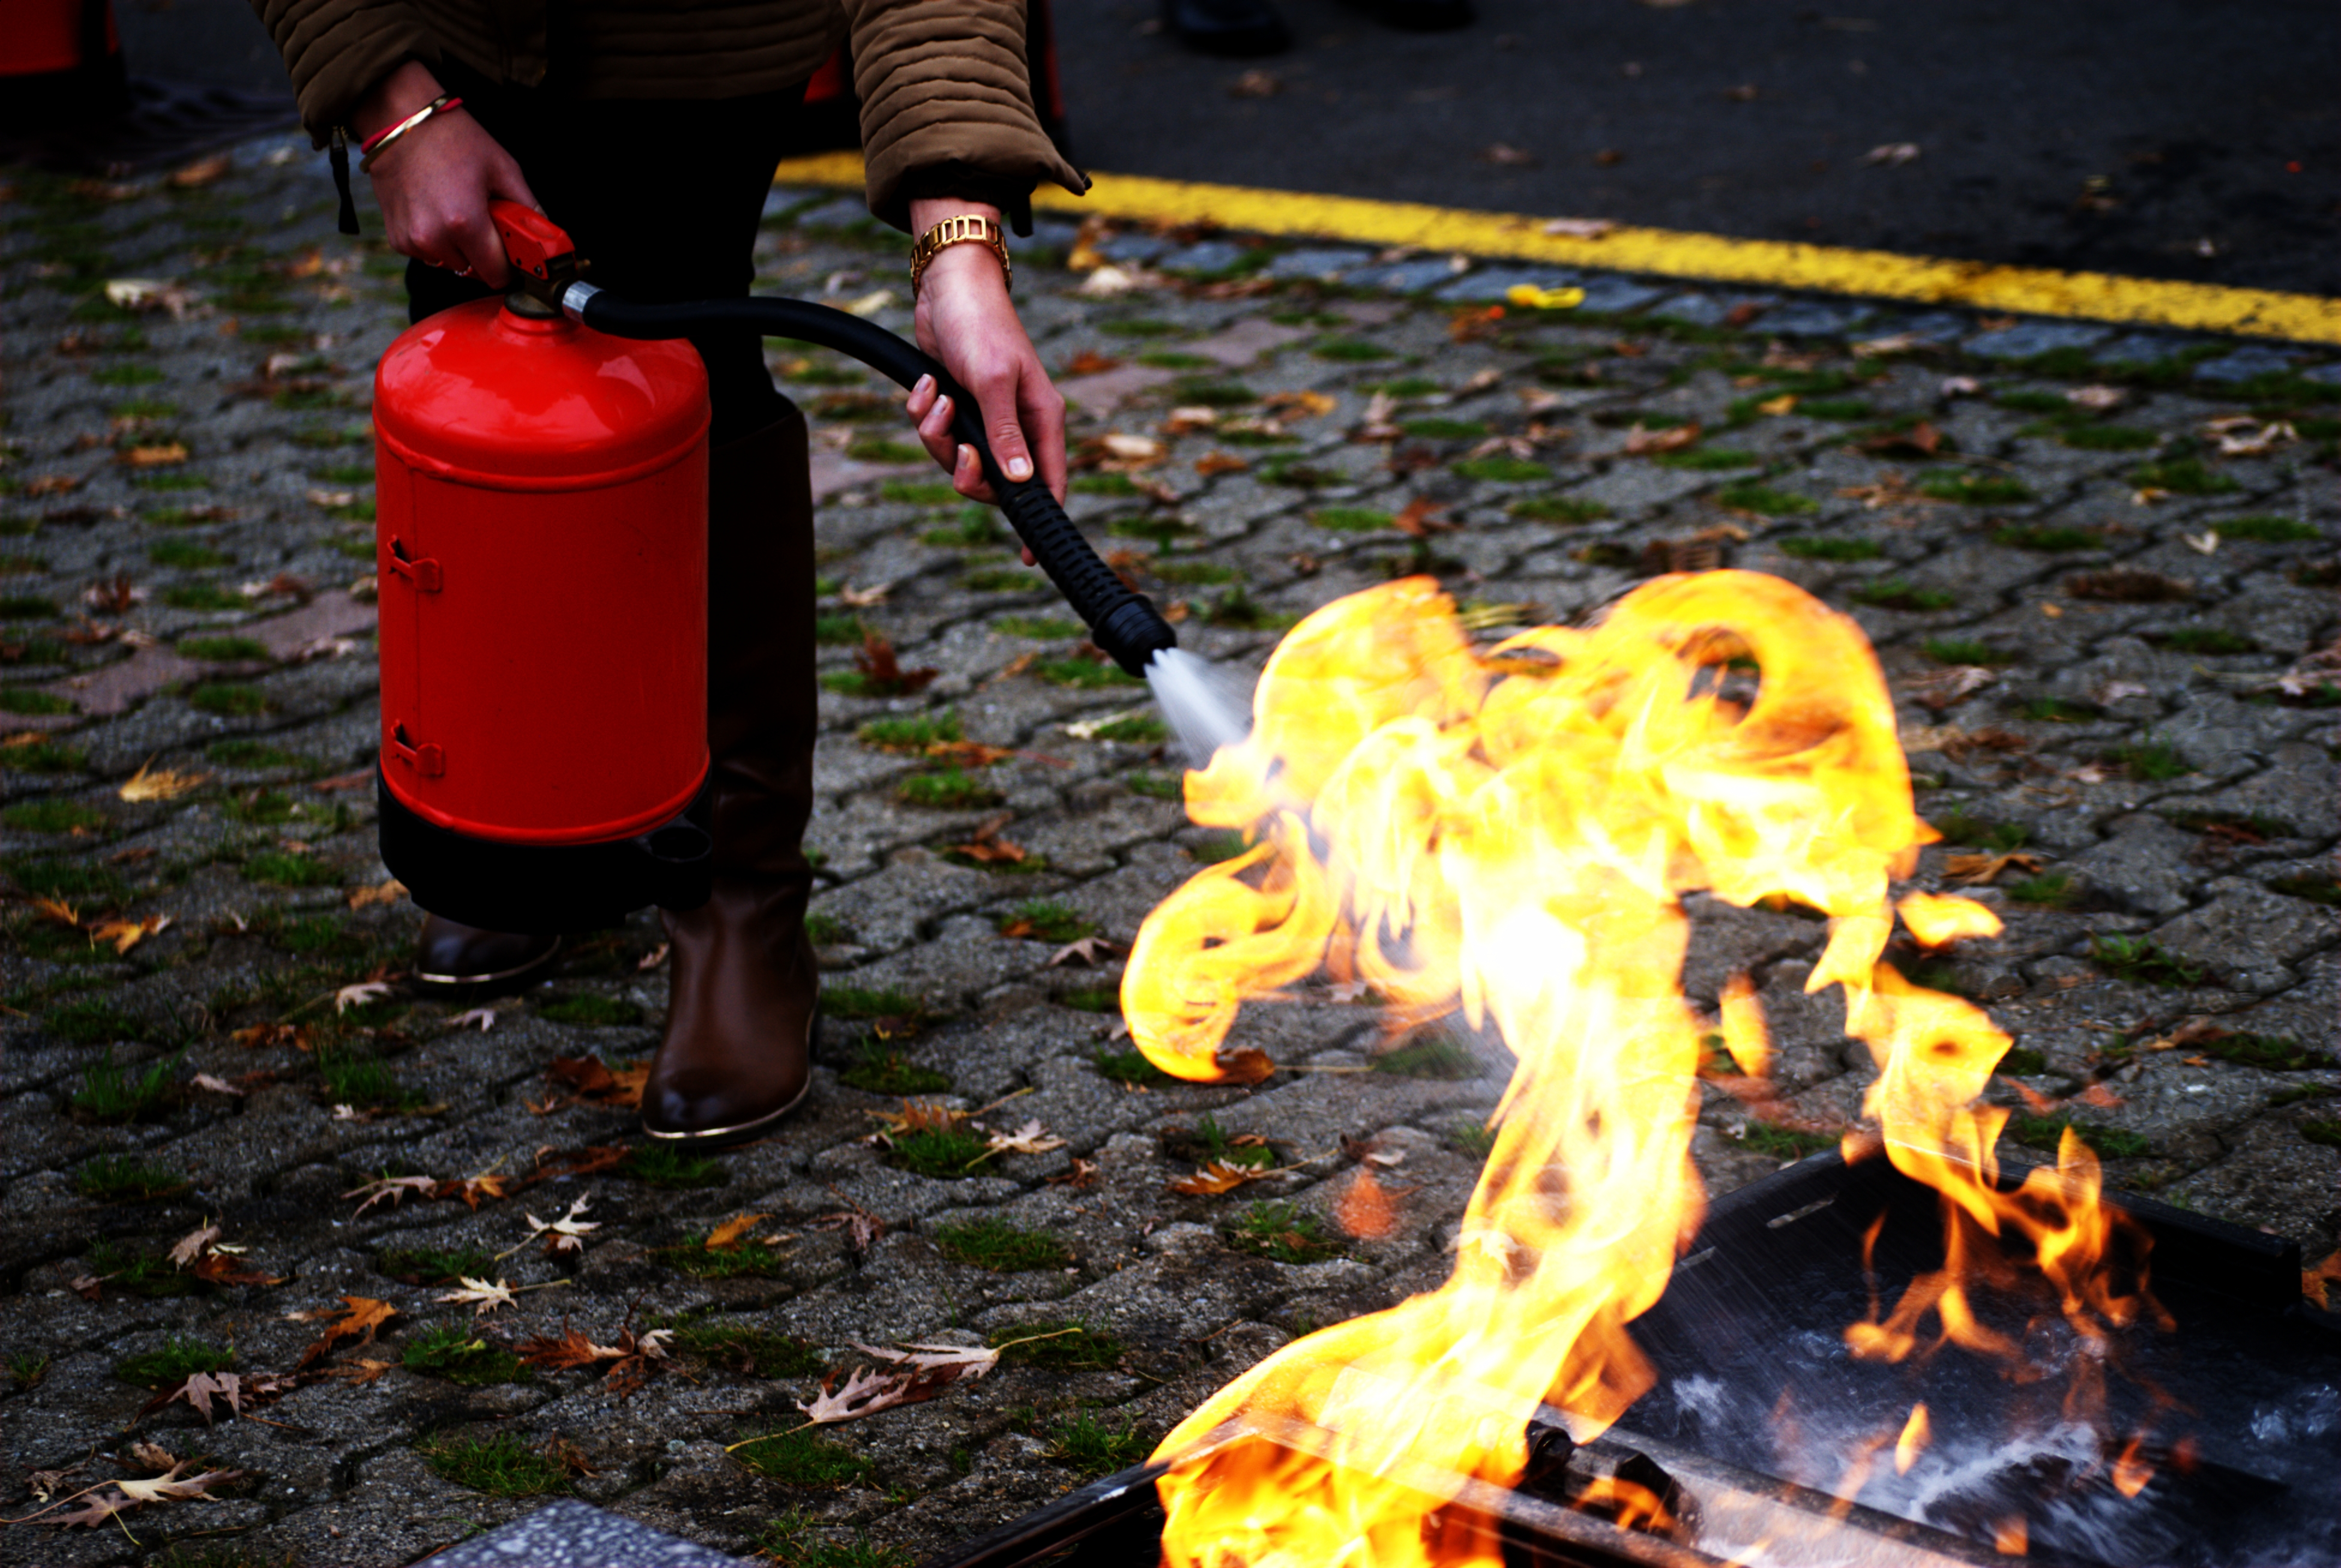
0 141 2335 1565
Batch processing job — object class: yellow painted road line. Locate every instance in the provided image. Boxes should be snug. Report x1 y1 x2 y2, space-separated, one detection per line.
775 153 2341 347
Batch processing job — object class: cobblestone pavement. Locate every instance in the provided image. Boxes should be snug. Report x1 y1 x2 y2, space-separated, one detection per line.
1 140 2336 1567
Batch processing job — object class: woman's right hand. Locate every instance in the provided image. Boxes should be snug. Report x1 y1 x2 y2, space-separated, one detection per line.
352 60 540 288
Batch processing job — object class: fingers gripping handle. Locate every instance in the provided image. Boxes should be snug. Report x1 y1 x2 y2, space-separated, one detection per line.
573 289 1178 677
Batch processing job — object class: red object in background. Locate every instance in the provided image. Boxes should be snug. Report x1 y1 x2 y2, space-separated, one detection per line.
1 0 118 77
372 296 711 849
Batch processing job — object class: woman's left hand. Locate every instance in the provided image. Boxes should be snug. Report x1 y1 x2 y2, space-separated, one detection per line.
902 199 1065 561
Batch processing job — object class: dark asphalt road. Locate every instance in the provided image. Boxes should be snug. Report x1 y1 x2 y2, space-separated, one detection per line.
109 0 2339 297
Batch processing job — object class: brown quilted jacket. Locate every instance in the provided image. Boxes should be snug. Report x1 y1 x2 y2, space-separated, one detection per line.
247 0 1085 229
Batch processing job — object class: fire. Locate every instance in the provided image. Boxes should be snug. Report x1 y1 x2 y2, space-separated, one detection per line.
1121 573 2155 1566
1893 1403 1930 1476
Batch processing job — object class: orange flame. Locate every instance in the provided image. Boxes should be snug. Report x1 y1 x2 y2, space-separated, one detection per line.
1122 574 2144 1566
1894 1403 1930 1476
2111 1436 2156 1499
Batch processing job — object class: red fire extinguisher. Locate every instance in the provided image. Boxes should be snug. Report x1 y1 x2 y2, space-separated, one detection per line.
372 203 1174 934
0 0 128 130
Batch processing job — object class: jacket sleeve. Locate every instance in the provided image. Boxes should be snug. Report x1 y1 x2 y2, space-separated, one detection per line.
844 0 1088 233
248 0 438 143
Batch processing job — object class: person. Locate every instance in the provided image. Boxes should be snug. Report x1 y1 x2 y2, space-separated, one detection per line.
247 0 1086 1144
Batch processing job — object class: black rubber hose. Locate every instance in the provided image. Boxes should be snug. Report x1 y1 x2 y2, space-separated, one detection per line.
575 292 1178 678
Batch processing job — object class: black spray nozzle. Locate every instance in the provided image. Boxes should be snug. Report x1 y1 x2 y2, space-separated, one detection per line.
570 289 1178 678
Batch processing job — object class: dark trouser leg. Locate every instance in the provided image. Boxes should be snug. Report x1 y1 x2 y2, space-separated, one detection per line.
393 76 821 1101
642 410 819 1140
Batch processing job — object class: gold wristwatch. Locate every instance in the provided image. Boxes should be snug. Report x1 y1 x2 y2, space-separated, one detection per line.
909 213 1012 300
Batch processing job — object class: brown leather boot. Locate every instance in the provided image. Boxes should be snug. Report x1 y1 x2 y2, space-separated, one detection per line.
412 915 560 987
642 410 820 1143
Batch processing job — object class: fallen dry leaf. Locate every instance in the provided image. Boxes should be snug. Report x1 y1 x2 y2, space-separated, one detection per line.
1169 1160 1274 1196
982 1119 1067 1158
1216 1047 1277 1085
443 1174 509 1210
447 1006 498 1032
167 154 231 188
527 1195 599 1256
1100 431 1164 467
1480 142 1536 166
849 631 937 695
343 1174 436 1216
2304 1251 2341 1312
134 1376 274 1423
116 443 189 468
545 1054 648 1108
1261 389 1337 421
1193 451 1250 478
333 981 392 1014
1902 665 1999 712
346 878 405 909
1050 1157 1101 1187
2213 421 2297 458
1393 496 1457 538
22 472 85 497
1863 142 1921 166
168 1225 221 1269
1334 1167 1401 1239
1060 349 1121 376
87 914 170 955
191 1072 245 1097
104 278 197 317
436 1276 517 1315
1624 422 1700 455
796 1363 922 1424
1944 850 2045 886
854 1341 999 1379
191 1252 285 1288
1228 68 1279 98
946 812 1028 865
1851 333 1934 358
704 1212 769 1250
815 1207 885 1254
296 1296 397 1366
517 1326 613 1373
1049 935 1121 967
870 1098 966 1139
1860 421 1943 458
127 1441 178 1473
1541 217 1616 239
35 1491 135 1530
1075 264 1157 297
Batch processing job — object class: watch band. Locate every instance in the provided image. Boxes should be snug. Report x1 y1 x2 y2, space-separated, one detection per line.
909 213 1011 300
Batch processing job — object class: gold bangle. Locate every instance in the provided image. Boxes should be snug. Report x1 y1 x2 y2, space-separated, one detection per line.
358 92 459 173
909 213 1011 300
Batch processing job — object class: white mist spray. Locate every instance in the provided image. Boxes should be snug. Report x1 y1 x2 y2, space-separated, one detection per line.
1143 647 1251 769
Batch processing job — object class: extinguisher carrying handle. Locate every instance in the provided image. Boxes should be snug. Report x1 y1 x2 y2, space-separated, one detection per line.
564 285 1179 679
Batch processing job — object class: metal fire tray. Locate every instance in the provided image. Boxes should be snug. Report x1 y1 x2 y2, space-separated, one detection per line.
922 1150 2339 1568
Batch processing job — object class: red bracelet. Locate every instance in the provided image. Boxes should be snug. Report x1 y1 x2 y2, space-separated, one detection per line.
359 94 462 158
